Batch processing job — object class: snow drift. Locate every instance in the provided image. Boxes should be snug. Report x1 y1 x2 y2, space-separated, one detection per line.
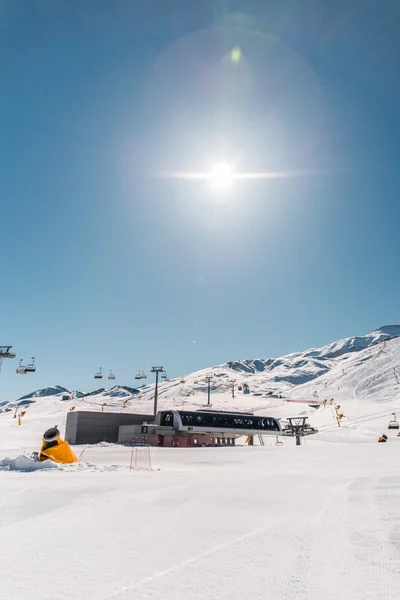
0 455 58 471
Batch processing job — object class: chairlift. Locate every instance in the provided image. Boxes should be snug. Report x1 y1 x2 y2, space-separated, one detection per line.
108 370 115 381
16 359 27 375
161 373 167 379
388 412 399 430
140 370 147 380
135 371 142 380
94 367 103 379
25 357 36 373
180 377 185 384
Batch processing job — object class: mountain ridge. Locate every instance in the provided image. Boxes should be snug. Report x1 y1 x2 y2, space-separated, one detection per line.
5 325 400 408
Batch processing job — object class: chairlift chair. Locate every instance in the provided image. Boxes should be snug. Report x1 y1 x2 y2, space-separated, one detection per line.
161 373 167 379
16 359 27 375
140 371 147 380
108 370 115 381
388 413 399 430
180 377 185 384
25 357 36 373
94 367 103 379
135 371 142 380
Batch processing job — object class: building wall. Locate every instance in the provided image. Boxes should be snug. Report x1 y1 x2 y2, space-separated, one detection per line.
118 425 236 447
65 411 154 444
65 410 79 443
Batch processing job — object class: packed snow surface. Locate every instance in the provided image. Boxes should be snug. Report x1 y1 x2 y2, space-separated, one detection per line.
1 325 400 599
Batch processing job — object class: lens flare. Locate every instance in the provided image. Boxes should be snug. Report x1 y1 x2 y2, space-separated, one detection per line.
231 47 242 63
209 163 234 189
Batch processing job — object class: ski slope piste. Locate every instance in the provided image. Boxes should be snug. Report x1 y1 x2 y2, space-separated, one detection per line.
0 325 400 600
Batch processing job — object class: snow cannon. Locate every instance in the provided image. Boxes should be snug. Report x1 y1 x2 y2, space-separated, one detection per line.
38 426 78 464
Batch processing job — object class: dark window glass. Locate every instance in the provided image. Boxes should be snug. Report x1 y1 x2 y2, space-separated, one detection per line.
177 411 279 432
160 412 173 426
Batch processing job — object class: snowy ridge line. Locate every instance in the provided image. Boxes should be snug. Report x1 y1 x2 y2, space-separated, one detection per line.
2 325 400 425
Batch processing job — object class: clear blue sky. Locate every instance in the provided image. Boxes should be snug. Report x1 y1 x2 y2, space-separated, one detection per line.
1 0 400 400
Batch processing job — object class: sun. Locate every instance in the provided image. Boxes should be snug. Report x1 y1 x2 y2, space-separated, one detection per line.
209 163 235 189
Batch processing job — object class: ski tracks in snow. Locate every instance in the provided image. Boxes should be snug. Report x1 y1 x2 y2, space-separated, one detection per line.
353 345 400 402
101 476 356 600
101 471 310 600
103 473 400 600
307 475 400 600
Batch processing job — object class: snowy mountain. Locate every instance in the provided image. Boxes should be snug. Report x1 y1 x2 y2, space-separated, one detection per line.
14 385 142 404
166 325 400 400
18 385 70 400
226 325 400 382
98 385 141 398
1 325 400 428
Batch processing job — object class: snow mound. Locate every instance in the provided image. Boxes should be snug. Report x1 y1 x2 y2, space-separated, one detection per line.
0 455 58 472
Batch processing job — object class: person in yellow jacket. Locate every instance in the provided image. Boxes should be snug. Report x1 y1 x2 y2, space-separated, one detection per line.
37 426 78 464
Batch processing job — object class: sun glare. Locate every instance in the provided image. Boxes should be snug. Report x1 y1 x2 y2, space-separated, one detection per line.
209 163 235 189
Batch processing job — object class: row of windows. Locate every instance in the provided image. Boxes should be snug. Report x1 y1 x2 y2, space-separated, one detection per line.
160 411 280 431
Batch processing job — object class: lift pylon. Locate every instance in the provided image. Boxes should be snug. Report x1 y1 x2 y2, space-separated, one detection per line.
0 345 16 374
282 416 318 446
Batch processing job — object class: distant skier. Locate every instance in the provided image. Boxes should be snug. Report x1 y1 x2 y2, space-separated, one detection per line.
378 434 388 443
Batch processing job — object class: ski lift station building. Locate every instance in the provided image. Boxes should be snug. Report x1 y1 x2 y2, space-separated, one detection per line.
65 409 282 447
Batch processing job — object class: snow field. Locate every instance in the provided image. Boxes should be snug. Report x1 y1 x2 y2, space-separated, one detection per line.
1 327 400 599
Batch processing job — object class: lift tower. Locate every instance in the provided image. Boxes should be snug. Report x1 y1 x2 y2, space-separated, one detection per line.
0 346 16 374
0 346 16 400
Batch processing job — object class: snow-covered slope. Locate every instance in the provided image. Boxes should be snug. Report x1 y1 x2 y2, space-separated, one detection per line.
1 327 400 600
140 325 400 407
2 325 400 415
1 326 400 449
